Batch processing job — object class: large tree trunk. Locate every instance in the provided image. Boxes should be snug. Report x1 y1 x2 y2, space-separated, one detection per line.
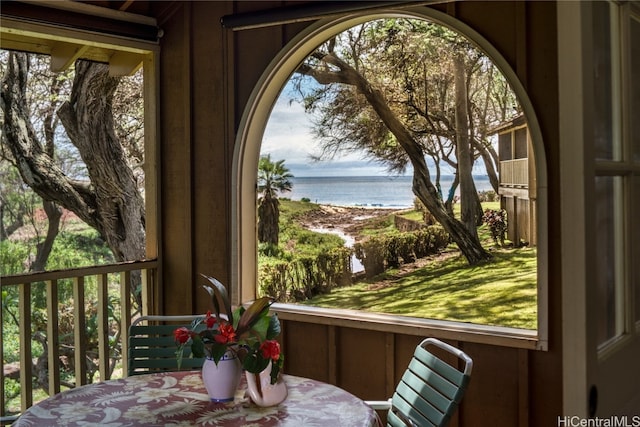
454 52 482 234
30 200 62 272
258 194 279 245
299 52 492 265
2 53 145 263
57 60 145 261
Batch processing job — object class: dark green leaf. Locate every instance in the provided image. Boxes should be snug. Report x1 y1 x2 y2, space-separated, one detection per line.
236 297 272 336
266 313 281 340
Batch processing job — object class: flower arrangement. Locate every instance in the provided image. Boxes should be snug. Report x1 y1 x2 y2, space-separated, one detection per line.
173 274 284 384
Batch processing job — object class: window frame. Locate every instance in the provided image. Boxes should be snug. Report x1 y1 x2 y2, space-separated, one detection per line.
0 10 160 307
593 1 640 355
232 7 549 351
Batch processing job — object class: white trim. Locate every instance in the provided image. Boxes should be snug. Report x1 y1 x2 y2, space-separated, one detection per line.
273 304 541 350
558 1 590 417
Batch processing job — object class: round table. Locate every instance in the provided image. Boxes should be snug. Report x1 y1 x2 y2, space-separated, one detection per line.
14 371 377 426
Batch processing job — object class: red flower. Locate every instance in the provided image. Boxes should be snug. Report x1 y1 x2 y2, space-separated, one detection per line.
214 323 237 344
260 340 281 361
173 327 192 344
204 310 217 329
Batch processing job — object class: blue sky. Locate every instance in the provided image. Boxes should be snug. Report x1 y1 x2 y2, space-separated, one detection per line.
260 86 404 178
260 81 488 178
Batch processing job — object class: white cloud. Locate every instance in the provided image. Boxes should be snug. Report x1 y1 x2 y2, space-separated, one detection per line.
261 89 397 177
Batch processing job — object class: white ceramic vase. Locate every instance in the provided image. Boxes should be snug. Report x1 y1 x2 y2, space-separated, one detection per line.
201 351 241 402
245 362 288 407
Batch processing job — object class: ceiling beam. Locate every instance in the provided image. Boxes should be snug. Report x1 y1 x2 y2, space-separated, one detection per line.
50 42 88 72
1 1 160 42
220 1 442 31
109 51 144 77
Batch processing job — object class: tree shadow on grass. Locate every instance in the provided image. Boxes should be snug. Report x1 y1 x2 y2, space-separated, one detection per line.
304 247 538 330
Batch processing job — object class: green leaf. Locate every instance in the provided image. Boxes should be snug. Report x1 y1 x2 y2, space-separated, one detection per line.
242 351 270 374
236 297 272 336
175 345 185 370
270 354 284 385
266 313 281 340
191 336 205 358
210 344 229 365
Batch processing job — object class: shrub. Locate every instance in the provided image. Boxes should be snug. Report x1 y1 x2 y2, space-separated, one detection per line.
397 232 417 263
482 209 507 246
354 239 386 278
259 247 352 302
355 225 449 278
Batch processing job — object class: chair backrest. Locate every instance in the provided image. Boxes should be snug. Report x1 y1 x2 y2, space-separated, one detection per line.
128 315 205 376
387 338 473 427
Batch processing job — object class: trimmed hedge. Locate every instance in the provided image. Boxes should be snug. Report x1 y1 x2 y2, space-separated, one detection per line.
258 226 450 301
259 247 352 302
354 225 450 278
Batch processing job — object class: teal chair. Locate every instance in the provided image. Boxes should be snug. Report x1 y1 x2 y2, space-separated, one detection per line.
367 338 473 427
128 315 205 376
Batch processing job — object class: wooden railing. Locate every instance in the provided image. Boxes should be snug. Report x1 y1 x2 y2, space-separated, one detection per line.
500 158 529 187
0 260 158 422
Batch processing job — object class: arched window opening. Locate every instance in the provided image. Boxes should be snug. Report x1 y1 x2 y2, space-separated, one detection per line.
234 8 548 349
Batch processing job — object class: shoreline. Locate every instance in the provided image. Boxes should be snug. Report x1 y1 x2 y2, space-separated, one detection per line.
296 204 407 240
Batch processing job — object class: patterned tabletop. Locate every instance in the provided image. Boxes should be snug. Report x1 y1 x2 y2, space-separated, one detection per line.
14 371 377 426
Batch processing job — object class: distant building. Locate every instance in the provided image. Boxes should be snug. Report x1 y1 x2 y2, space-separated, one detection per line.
492 115 537 246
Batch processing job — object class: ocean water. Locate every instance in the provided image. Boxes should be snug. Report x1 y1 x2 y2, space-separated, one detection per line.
285 175 493 208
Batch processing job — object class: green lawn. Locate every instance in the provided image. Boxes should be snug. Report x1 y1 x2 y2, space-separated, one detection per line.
302 246 537 329
271 199 538 330
292 199 536 330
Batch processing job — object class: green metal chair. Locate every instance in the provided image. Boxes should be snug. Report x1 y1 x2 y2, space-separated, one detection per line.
367 338 473 427
127 315 205 376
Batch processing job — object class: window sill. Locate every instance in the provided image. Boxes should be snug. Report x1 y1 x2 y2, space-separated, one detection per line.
272 303 546 351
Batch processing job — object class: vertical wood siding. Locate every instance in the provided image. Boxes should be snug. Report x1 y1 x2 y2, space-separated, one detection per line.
158 1 561 425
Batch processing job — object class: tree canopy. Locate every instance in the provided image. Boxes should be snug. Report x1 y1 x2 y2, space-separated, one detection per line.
292 18 520 264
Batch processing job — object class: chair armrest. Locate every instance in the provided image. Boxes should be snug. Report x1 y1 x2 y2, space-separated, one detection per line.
364 399 392 411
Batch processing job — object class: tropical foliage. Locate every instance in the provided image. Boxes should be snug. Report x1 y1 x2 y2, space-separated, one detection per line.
257 155 293 245
174 275 284 384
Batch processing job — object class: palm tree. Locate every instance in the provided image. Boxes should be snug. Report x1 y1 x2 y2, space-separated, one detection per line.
257 155 293 245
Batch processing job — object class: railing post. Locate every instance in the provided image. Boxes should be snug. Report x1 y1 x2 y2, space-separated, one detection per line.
97 274 110 381
1 260 157 411
73 276 88 386
141 268 152 317
1 287 4 419
46 280 61 396
18 282 33 411
120 271 132 377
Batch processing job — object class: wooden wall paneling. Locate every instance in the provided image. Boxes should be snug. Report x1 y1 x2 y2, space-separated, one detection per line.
523 5 562 424
518 349 530 427
529 348 563 426
453 1 518 72
385 333 395 398
336 328 388 400
328 325 337 384
460 343 520 426
159 2 194 314
282 320 330 382
191 1 233 311
232 1 284 128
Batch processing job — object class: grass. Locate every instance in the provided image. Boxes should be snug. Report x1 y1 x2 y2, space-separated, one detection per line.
279 199 538 330
302 247 537 329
